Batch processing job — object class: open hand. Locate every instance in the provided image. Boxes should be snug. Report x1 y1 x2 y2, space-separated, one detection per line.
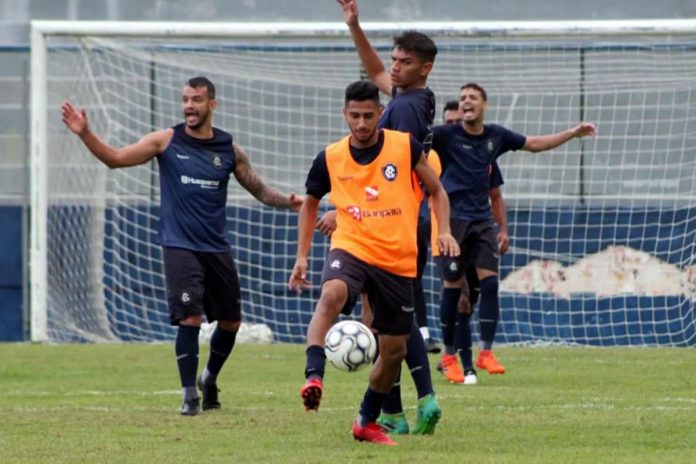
336 0 359 27
61 100 88 136
437 233 460 257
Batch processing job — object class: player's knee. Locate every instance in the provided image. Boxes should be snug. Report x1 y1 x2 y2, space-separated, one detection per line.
317 282 348 314
379 340 406 366
458 295 473 315
179 315 203 327
216 320 241 332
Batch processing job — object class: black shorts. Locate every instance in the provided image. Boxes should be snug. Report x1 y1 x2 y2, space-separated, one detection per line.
321 248 415 335
438 219 499 282
163 246 242 326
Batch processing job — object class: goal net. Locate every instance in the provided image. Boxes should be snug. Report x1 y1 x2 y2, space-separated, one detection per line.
31 20 696 345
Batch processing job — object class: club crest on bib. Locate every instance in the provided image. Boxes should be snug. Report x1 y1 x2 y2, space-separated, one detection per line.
382 163 398 181
487 140 494 152
329 259 343 270
180 291 192 305
209 152 223 169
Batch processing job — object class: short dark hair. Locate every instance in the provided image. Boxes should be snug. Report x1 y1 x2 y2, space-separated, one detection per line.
344 80 380 106
443 100 460 114
460 82 487 101
187 76 216 99
393 30 438 63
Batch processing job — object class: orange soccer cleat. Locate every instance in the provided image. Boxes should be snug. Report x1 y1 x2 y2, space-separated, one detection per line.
475 350 506 374
437 353 465 384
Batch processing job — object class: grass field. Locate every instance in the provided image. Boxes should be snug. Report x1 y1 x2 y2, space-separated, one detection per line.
0 343 694 463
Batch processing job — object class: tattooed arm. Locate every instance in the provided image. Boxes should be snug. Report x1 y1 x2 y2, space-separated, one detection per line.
232 143 303 211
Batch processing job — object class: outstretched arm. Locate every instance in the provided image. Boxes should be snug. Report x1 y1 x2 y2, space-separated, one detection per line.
288 195 321 293
489 186 509 254
523 122 597 153
232 143 303 211
336 0 392 96
414 154 459 257
61 100 164 168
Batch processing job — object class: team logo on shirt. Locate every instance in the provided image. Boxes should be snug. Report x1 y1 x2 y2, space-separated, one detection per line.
365 185 379 201
448 261 459 273
382 163 398 181
209 153 223 169
487 140 494 152
180 291 192 305
329 259 343 270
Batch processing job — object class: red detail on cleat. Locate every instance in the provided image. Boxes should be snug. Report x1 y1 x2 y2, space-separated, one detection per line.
300 378 323 411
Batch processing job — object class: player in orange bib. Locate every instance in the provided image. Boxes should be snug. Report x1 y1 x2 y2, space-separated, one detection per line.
288 80 458 445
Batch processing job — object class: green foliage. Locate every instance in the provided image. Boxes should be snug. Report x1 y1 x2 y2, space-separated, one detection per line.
0 344 694 463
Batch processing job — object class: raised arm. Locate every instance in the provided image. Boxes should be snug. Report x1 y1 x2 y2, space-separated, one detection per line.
489 186 509 254
336 0 392 96
232 142 303 211
288 195 321 293
414 153 459 257
61 100 165 168
522 122 597 153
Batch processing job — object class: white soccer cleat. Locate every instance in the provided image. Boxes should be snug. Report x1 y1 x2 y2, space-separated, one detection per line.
463 369 478 385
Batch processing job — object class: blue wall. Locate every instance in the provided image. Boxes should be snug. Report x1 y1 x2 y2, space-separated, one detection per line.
2 205 695 345
0 206 23 341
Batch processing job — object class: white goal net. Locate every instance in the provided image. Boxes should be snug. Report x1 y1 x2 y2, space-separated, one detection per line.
31 20 696 345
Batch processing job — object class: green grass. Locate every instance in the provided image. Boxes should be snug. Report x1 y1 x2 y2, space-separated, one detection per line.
0 343 694 463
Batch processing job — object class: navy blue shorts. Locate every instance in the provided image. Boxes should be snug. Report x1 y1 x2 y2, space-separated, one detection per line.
320 248 415 335
438 219 499 282
163 247 242 325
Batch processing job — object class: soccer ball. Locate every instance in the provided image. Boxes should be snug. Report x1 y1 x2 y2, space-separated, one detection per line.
324 320 377 372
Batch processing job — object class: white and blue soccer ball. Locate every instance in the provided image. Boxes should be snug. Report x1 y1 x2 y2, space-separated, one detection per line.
324 320 377 372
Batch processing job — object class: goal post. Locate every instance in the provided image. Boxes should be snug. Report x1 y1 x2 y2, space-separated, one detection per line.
30 19 696 345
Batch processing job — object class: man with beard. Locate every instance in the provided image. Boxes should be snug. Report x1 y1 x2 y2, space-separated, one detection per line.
61 76 303 416
289 80 457 445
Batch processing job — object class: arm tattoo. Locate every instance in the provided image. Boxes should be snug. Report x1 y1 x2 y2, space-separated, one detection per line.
232 143 292 209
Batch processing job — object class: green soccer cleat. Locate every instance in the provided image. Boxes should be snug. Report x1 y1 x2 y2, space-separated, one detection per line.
412 393 441 435
376 412 410 435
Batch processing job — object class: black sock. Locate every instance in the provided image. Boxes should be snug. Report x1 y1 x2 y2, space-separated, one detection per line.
358 387 388 426
478 276 500 348
203 326 237 385
455 312 473 370
440 287 461 347
175 325 200 393
305 345 326 380
380 368 403 414
404 322 434 399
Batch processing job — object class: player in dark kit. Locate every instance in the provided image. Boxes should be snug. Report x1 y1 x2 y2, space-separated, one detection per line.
436 101 509 386
326 0 444 436
61 76 302 416
432 83 596 376
289 80 458 445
